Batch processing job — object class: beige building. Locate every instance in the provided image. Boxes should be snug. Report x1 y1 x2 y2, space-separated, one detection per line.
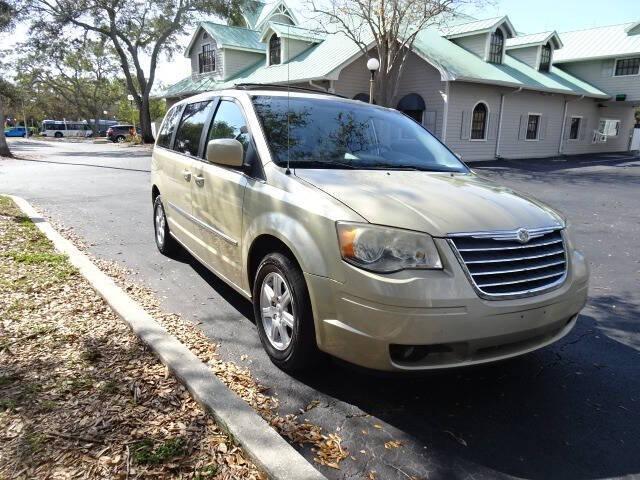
161 2 640 161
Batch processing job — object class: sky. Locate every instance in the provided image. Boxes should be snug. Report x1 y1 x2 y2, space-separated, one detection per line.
1 0 638 87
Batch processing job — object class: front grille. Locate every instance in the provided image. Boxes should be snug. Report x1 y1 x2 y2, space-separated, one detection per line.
448 227 567 299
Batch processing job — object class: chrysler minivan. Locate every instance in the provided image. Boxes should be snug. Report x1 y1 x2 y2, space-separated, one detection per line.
151 85 589 372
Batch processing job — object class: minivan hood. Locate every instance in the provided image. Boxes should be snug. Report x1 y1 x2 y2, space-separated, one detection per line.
294 169 563 236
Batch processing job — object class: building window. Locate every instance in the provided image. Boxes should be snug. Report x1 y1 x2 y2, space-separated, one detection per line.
198 44 215 73
397 93 425 124
598 119 621 137
569 117 581 140
471 103 488 139
488 29 504 64
614 57 640 76
526 114 540 140
269 34 281 65
540 43 552 72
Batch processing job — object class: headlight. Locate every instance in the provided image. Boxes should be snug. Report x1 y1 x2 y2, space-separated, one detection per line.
336 222 442 273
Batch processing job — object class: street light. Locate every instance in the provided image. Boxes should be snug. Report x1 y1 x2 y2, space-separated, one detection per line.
366 57 380 104
127 94 136 131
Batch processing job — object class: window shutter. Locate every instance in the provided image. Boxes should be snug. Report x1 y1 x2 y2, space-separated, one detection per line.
601 59 615 77
579 117 590 141
424 111 437 133
518 114 528 140
539 116 548 140
487 112 499 140
460 111 470 140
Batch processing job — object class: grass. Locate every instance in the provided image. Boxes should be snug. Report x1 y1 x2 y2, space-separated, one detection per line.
131 437 186 465
0 195 263 478
0 373 22 386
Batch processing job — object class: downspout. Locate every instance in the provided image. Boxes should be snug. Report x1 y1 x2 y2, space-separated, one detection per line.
495 87 522 159
558 95 585 155
441 81 450 142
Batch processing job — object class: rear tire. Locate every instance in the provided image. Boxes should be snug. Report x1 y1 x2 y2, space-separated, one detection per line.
54 132 63 138
153 195 179 256
116 135 126 143
253 252 321 372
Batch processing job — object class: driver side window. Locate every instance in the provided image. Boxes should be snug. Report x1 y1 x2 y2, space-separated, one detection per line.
208 100 250 160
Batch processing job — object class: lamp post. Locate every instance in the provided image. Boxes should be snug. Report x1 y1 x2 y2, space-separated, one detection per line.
366 57 380 104
127 94 135 130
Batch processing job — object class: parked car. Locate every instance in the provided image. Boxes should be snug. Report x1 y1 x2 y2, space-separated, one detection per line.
150 86 589 372
106 124 138 142
4 126 29 138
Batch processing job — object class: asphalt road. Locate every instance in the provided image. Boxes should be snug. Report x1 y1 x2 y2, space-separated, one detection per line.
2 138 639 480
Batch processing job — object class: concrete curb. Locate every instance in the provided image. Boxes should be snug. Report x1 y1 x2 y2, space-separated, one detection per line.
8 195 327 480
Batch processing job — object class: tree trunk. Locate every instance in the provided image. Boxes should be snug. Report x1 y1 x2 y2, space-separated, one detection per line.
0 96 12 158
139 95 154 143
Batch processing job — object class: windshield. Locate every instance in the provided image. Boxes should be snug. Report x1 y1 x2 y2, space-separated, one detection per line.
252 95 468 173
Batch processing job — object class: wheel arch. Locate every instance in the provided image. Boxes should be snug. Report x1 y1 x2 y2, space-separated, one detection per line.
246 234 302 294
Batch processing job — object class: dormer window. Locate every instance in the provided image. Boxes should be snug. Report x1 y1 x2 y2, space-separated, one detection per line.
199 44 215 73
488 29 504 64
540 42 552 72
269 33 281 65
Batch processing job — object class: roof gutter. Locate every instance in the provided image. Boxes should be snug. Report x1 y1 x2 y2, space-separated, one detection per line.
495 87 523 159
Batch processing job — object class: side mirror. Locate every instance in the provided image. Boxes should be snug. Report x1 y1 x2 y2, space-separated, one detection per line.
206 138 244 167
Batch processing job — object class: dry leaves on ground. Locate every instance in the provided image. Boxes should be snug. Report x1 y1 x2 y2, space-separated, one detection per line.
0 196 264 479
49 212 350 469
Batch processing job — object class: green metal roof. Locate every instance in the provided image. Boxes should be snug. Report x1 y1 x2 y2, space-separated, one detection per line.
159 75 224 99
242 1 267 29
506 31 563 50
555 22 640 63
261 21 326 43
412 28 608 98
166 15 609 100
203 22 265 51
439 16 516 38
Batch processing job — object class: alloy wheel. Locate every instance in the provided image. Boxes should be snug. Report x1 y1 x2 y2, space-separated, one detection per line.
260 272 295 351
154 203 166 248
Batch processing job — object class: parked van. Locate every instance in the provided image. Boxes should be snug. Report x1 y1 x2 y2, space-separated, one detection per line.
150 86 589 372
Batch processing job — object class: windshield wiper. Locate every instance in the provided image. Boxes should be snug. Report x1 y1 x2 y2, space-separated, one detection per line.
289 160 358 169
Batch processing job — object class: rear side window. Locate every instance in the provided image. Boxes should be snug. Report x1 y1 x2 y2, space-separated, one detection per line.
156 106 183 148
207 100 250 160
173 101 212 156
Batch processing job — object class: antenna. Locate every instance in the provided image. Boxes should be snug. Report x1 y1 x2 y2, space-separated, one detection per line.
285 22 292 175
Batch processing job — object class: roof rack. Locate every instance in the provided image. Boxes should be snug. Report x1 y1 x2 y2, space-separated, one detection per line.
233 83 345 97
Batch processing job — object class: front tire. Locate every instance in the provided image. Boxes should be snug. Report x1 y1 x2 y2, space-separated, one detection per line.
153 195 179 256
54 132 63 138
253 252 320 372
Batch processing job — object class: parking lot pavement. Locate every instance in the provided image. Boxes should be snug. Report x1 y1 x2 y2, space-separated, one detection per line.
2 139 640 479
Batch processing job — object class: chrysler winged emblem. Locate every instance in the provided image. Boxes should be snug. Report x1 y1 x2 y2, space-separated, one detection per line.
516 228 531 244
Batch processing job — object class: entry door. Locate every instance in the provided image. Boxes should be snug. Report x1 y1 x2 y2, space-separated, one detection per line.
164 101 213 251
191 99 250 287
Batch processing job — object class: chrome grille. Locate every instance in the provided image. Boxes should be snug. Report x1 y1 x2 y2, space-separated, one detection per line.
448 227 567 299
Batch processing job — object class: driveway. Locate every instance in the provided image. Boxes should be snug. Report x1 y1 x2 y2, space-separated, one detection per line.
2 139 639 480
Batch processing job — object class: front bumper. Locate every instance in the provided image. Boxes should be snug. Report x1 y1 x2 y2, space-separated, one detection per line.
305 238 589 371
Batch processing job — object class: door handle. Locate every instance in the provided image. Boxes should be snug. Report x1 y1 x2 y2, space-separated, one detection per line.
194 175 205 187
182 170 191 182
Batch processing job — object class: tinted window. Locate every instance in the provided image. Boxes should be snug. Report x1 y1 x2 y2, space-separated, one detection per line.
156 106 183 148
173 101 211 156
252 96 467 173
207 100 250 160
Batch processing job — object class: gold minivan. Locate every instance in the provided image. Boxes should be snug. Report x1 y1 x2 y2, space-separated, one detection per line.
151 86 589 372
